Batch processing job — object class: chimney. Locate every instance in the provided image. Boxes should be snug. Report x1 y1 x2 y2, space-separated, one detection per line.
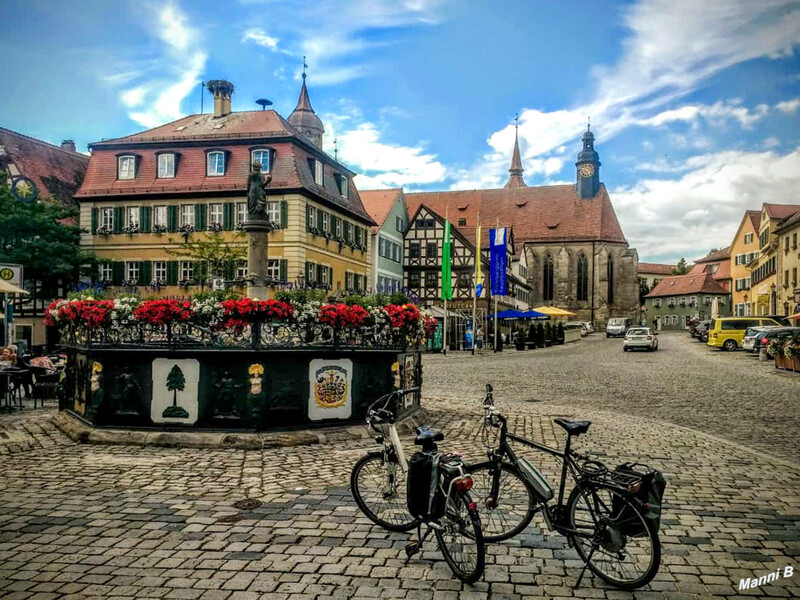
206 80 234 118
61 140 76 153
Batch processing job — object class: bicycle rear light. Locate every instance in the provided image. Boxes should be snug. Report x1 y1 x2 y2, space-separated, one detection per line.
455 476 474 492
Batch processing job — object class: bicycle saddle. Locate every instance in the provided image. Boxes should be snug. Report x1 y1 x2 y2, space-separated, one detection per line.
414 426 444 445
554 418 591 436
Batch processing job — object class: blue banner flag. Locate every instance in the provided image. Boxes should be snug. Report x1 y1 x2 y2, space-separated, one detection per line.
489 227 507 296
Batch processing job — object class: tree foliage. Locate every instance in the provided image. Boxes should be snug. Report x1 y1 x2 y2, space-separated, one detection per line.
166 232 246 281
639 279 651 303
0 176 97 295
671 258 690 275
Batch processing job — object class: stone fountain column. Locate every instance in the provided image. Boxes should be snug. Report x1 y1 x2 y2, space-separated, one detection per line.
244 166 273 299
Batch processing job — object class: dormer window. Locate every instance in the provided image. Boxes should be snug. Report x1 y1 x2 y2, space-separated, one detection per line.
308 158 323 185
207 151 225 176
118 155 136 180
335 174 348 198
158 153 175 178
251 149 271 173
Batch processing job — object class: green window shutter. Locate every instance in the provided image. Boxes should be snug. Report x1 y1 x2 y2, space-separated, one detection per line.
223 260 235 281
195 204 207 231
316 264 323 284
91 208 98 234
223 202 234 230
355 227 362 245
317 209 324 231
140 206 151 233
195 261 207 284
280 201 288 229
279 259 288 282
167 205 178 232
330 215 337 236
328 266 334 287
139 261 151 284
113 207 123 233
306 261 314 282
167 261 179 285
344 222 350 241
112 261 124 285
306 205 313 231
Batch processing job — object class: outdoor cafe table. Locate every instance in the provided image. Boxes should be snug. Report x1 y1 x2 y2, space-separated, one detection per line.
0 367 28 411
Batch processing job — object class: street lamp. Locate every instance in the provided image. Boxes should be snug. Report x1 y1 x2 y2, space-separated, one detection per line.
771 283 777 314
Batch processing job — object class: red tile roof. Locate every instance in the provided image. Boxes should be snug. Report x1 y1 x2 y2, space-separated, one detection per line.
406 184 627 246
360 188 403 233
764 202 800 221
75 111 374 224
0 126 88 207
638 262 675 275
775 208 800 234
693 246 731 264
746 210 761 231
645 272 729 298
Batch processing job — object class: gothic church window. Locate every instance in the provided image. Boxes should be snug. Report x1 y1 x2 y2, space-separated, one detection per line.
543 254 554 302
607 257 615 305
577 255 589 301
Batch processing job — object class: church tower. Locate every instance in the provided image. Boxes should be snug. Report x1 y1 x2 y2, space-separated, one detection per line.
575 124 601 198
504 116 527 188
288 62 324 148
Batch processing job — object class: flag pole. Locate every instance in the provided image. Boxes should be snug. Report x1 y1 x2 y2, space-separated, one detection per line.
472 213 480 356
493 217 499 353
443 206 449 356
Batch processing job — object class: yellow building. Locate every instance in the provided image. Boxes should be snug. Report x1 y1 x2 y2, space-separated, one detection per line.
747 203 800 315
76 78 375 298
776 210 800 316
729 210 760 316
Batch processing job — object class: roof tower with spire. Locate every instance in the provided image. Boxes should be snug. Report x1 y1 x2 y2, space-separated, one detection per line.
288 57 325 148
505 114 527 188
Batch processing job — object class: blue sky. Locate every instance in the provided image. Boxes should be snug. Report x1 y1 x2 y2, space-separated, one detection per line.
1 0 799 263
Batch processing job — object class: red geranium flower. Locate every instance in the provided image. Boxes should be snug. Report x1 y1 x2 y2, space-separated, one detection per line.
134 299 195 326
319 303 369 329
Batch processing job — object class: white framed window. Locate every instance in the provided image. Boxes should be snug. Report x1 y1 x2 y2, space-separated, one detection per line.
125 261 139 284
379 238 385 257
153 205 167 228
251 149 270 173
335 217 342 237
209 203 223 226
744 233 753 244
321 265 329 286
118 155 136 179
345 271 353 291
267 259 280 280
314 159 323 185
237 260 248 279
101 207 114 229
181 204 194 227
126 206 140 227
322 212 329 233
157 154 175 178
308 205 317 229
99 263 113 282
153 261 167 283
207 151 225 176
180 261 194 281
337 175 348 197
267 201 280 224
236 202 247 225
396 216 404 232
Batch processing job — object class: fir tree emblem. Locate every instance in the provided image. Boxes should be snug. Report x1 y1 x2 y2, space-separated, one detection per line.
162 364 189 418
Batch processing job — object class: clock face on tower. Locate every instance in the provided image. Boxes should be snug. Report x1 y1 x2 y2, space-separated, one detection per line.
579 163 595 178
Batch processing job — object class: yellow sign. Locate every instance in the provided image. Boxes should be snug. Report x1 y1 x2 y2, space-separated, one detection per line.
314 365 349 408
0 269 12 281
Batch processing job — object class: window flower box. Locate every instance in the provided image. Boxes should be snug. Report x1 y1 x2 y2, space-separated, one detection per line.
152 224 167 234
178 224 195 235
122 224 140 235
96 225 112 237
207 222 223 233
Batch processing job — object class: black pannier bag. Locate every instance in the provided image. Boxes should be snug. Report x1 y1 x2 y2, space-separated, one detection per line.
407 451 445 520
611 463 666 537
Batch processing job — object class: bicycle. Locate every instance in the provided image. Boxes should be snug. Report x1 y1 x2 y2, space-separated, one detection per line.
350 389 485 583
466 384 663 590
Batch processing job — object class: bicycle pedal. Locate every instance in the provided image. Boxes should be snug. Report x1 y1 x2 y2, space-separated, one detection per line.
404 542 420 557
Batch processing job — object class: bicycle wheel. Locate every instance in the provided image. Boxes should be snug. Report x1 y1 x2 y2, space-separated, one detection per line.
350 453 420 532
566 484 661 590
467 461 535 542
434 492 485 584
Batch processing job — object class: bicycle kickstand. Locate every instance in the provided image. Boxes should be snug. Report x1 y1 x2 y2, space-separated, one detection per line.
404 524 431 561
574 546 596 589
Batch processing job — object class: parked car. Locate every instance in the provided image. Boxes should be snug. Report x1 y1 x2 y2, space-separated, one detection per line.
565 321 588 336
758 315 793 326
756 327 800 358
742 326 780 352
581 322 595 335
707 317 782 351
690 319 711 339
623 327 659 352
606 317 633 338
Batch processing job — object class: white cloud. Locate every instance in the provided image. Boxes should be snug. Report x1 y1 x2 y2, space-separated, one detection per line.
776 96 800 113
106 2 206 128
241 28 280 50
615 147 800 261
470 0 800 187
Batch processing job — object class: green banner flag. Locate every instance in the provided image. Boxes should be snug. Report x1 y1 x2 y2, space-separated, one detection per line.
442 219 452 300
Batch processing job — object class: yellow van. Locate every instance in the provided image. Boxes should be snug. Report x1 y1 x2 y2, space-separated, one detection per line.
708 317 781 351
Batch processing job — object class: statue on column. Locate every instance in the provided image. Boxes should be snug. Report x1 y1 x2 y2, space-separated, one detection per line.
246 164 271 221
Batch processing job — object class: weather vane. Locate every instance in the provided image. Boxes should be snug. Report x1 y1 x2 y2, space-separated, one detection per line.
302 56 308 80
514 113 519 130
333 137 338 161
587 115 591 131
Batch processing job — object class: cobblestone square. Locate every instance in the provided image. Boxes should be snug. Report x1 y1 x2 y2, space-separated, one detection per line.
1 333 799 599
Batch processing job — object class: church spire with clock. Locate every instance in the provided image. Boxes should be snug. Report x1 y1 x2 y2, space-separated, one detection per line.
576 123 601 199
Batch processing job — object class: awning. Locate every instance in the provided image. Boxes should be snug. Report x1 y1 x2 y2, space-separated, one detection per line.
532 306 577 317
488 309 549 320
0 280 28 294
788 313 800 321
428 305 465 319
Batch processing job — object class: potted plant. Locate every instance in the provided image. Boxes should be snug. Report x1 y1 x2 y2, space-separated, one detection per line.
768 338 785 369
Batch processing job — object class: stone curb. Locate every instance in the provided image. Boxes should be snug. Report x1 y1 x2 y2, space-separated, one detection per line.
52 408 425 449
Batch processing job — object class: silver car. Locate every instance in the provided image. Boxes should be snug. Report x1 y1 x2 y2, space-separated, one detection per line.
606 317 633 337
742 326 779 352
623 327 659 352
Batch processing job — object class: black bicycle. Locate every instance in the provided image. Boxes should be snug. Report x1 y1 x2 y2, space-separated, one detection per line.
351 390 485 583
466 384 663 590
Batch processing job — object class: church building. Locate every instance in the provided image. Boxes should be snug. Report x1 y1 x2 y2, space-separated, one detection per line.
405 126 639 327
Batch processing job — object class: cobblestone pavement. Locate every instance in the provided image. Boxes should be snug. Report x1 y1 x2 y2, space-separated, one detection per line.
1 333 799 599
425 332 800 463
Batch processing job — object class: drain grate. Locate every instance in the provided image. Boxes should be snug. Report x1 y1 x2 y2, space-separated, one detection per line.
232 499 263 511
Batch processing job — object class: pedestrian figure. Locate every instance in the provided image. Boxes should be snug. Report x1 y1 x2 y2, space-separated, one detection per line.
476 326 484 349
